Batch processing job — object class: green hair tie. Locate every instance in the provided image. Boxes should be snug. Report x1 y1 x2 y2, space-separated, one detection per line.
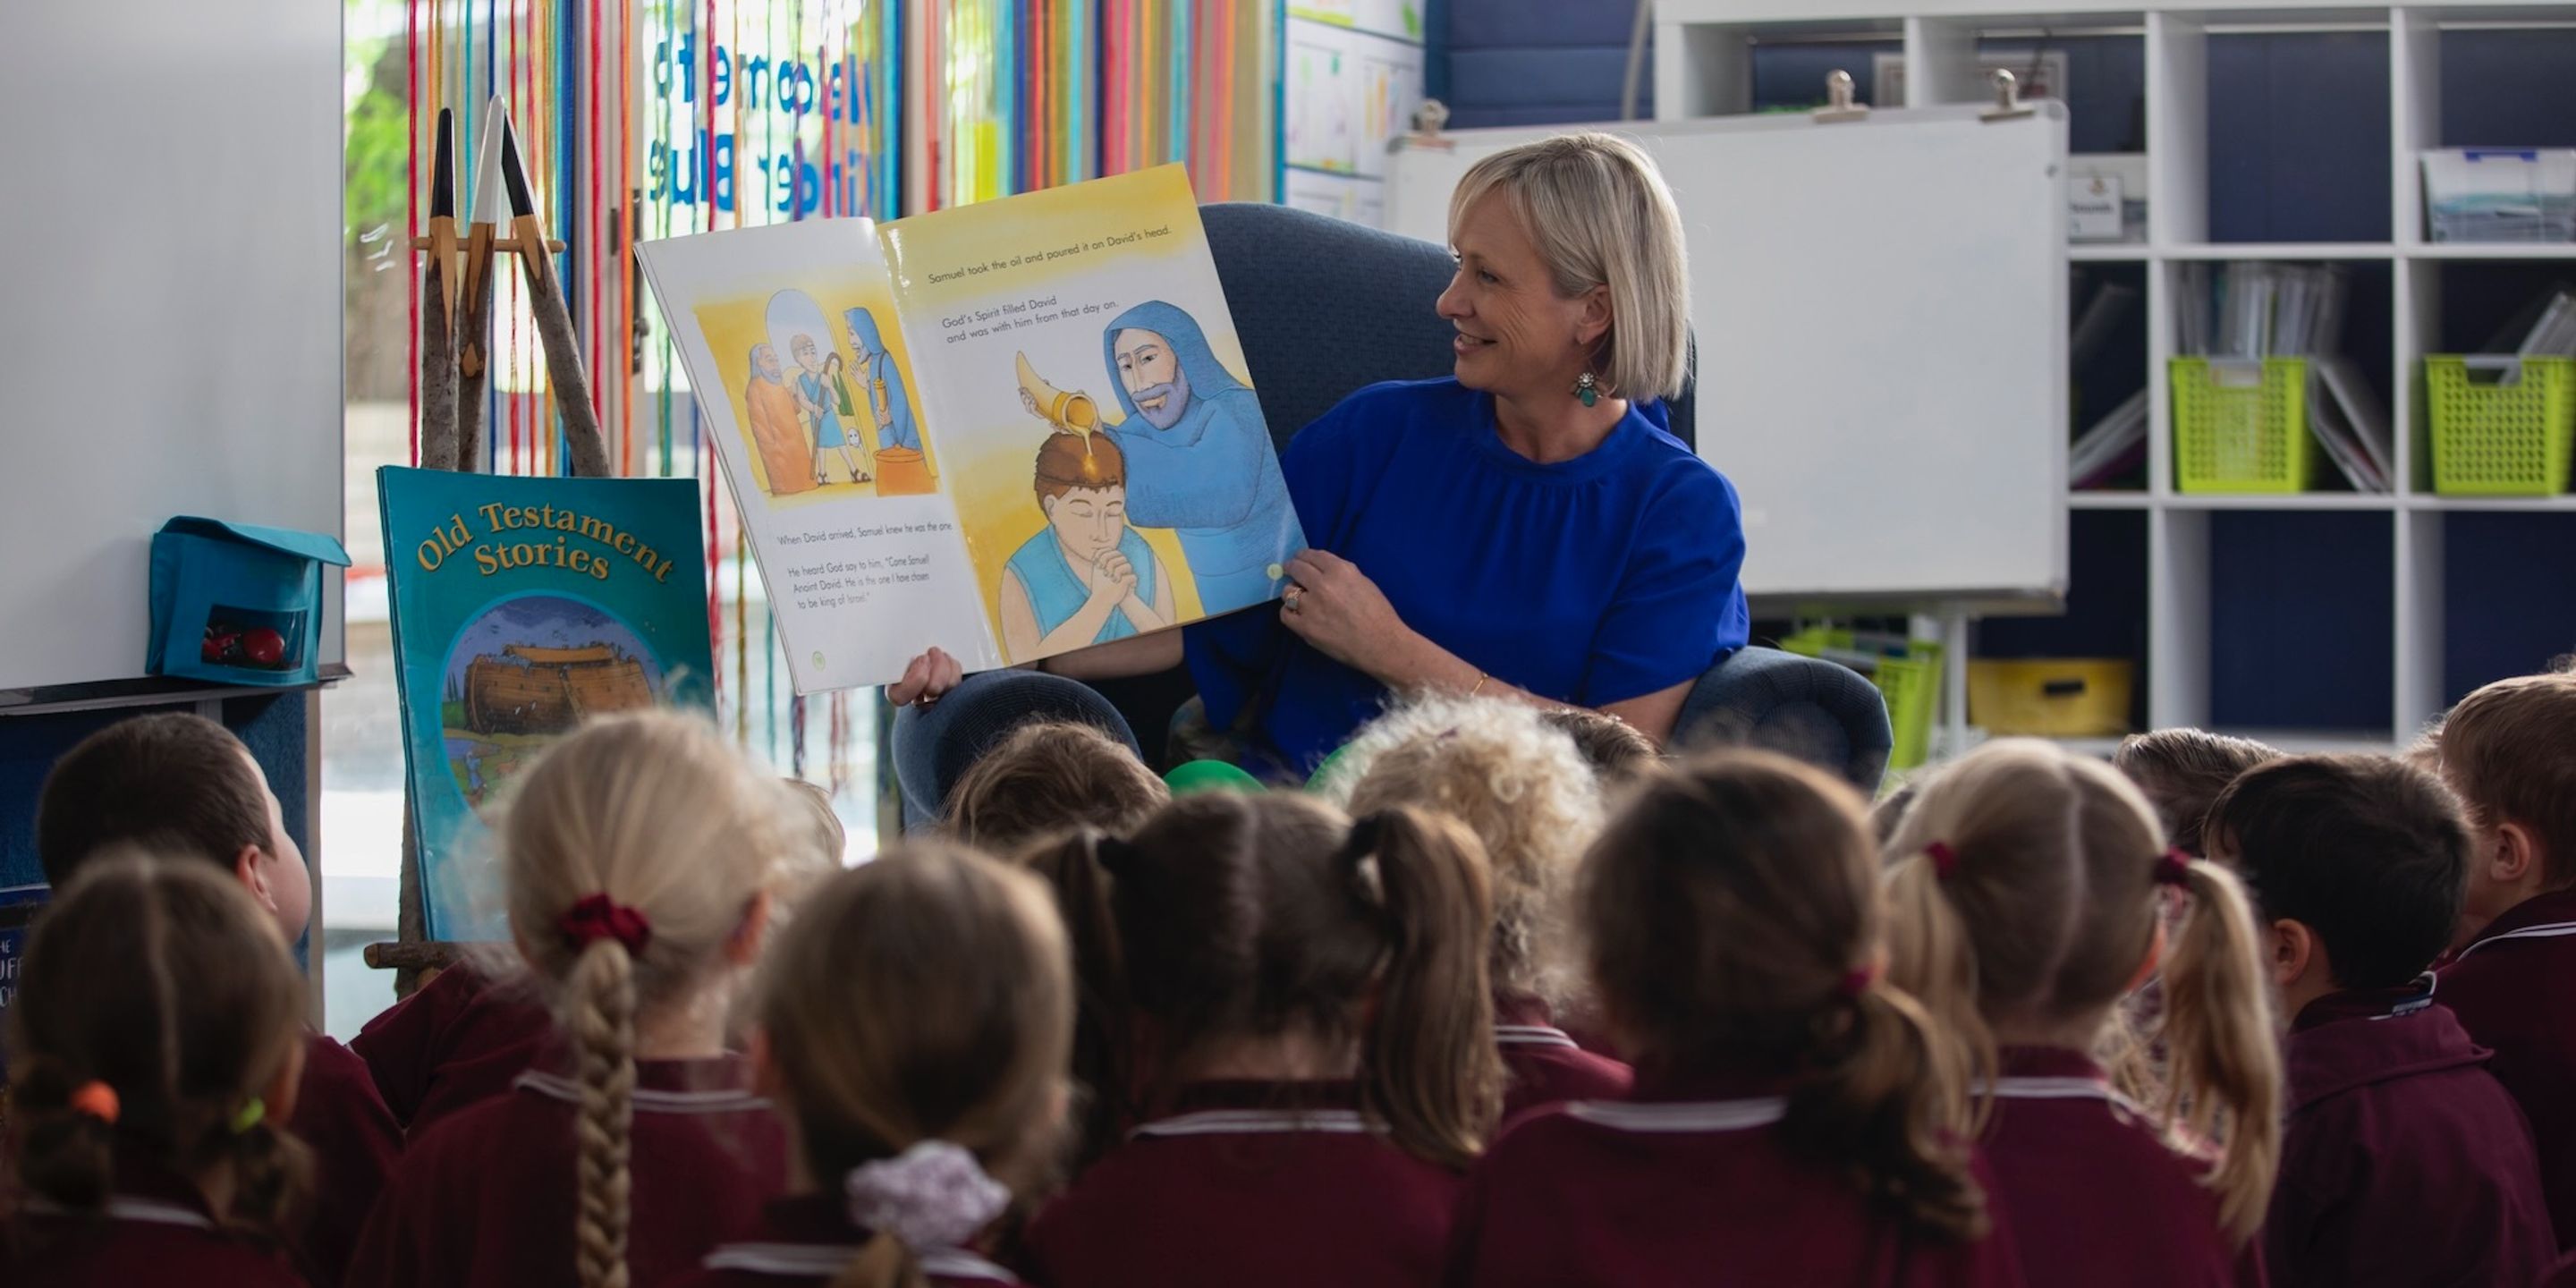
229 1097 267 1135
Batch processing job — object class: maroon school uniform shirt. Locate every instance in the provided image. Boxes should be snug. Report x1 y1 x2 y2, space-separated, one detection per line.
349 961 554 1136
1024 1080 1463 1288
0 1157 307 1287
2436 886 2576 1249
1444 1075 2025 1288
342 1055 788 1288
1980 1046 2261 1287
2268 984 2555 1288
293 1030 401 1288
664 1193 1027 1287
1496 994 1631 1121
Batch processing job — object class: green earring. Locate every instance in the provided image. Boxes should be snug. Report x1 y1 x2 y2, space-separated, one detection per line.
1574 370 1599 408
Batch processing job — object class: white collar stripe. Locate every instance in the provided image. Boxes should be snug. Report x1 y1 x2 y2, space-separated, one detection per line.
1982 1077 2145 1116
1495 1025 1580 1049
2456 921 2576 961
704 1242 1014 1282
106 1198 216 1230
1564 1097 1787 1133
514 1071 769 1114
1130 1108 1377 1139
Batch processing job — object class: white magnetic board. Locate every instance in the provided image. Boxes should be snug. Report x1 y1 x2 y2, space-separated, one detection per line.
0 0 345 691
1387 105 2070 608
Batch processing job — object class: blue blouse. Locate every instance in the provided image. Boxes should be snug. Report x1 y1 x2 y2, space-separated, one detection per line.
1184 377 1750 773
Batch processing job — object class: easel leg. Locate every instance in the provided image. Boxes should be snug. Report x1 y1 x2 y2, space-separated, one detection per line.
1941 609 1972 760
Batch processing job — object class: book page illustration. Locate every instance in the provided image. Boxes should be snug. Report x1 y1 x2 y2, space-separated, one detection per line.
640 220 999 691
879 165 1306 666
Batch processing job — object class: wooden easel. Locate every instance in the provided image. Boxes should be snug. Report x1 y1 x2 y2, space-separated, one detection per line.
371 98 607 990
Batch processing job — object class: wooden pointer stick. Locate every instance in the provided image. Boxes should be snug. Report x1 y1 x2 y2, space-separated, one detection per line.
498 110 613 479
417 108 461 471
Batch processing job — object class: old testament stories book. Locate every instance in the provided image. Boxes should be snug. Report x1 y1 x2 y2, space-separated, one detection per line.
638 164 1306 694
378 466 716 942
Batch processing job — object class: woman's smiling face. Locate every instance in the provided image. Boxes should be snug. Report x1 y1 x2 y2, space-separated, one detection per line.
1436 195 1597 400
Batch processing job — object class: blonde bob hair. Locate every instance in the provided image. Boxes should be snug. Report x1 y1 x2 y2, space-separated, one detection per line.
1447 131 1690 402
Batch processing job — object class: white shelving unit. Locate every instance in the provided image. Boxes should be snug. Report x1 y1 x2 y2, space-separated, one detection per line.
1656 0 2576 751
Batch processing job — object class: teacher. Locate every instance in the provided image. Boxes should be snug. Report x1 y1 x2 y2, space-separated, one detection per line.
891 131 1749 790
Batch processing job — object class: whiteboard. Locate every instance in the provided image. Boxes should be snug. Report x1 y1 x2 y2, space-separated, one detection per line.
0 0 345 691
1386 105 2069 608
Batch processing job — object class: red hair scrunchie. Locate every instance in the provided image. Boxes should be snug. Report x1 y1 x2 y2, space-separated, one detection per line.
558 893 653 956
1925 841 1962 878
2153 850 2194 890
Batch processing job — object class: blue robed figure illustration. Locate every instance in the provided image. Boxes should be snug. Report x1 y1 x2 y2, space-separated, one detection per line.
1017 301 1303 615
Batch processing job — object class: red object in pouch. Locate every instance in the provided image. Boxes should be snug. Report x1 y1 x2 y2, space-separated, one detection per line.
243 628 285 666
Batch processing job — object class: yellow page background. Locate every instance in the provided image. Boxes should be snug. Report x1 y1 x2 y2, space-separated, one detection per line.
881 165 1260 663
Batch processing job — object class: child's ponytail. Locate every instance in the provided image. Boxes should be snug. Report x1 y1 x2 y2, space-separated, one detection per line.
2156 853 2282 1243
1881 843 1996 1117
8 1056 117 1212
568 931 640 1288
1345 808 1504 1171
1784 978 1986 1242
1021 828 1136 1167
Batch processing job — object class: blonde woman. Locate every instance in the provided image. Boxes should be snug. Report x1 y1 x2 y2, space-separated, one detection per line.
887 133 1748 799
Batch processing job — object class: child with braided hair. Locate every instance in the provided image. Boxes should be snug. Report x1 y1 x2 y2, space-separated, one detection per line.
345 712 802 1288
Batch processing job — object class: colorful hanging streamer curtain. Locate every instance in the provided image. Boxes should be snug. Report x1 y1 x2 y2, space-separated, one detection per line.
407 0 1275 777
914 0 1278 210
405 0 902 777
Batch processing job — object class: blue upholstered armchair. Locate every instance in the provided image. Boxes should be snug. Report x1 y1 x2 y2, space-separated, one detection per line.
893 203 1891 825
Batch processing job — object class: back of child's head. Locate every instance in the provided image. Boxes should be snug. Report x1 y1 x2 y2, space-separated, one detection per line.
1029 792 1502 1170
1537 707 1659 786
2206 755 2468 990
942 720 1168 854
1885 738 2279 1241
2112 728 2284 855
2439 672 2576 887
755 841 1072 1288
1334 696 1604 1012
34 712 278 886
1585 750 1983 1241
7 851 310 1243
497 708 801 1288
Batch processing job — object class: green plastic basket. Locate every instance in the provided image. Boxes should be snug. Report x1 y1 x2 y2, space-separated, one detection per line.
2426 355 2576 496
1779 629 1944 771
2172 358 2313 494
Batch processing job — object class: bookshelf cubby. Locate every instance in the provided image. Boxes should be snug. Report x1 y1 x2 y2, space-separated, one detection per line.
1659 1 2576 752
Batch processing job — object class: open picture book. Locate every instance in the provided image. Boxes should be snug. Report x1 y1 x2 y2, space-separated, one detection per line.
639 165 1305 693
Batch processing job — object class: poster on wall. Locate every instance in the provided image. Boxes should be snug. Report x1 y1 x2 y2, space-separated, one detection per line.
640 165 1307 693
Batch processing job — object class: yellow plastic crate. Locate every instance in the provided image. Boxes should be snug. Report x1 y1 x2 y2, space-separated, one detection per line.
2427 355 2576 496
2172 357 2314 493
1780 628 1943 771
1967 658 2134 738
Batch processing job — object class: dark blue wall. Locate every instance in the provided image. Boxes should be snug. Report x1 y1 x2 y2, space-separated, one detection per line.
0 693 312 893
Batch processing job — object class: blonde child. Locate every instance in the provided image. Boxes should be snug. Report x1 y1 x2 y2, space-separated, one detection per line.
4 853 315 1286
669 843 1070 1288
1885 739 2278 1284
1446 751 2012 1286
941 720 1169 856
346 711 803 1288
1021 793 1502 1288
1333 696 1629 1117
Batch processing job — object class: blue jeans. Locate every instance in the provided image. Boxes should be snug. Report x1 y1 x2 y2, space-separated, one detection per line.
889 669 1142 831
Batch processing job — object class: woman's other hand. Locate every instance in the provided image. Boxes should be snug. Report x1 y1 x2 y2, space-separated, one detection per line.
887 647 964 708
1280 550 1414 680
